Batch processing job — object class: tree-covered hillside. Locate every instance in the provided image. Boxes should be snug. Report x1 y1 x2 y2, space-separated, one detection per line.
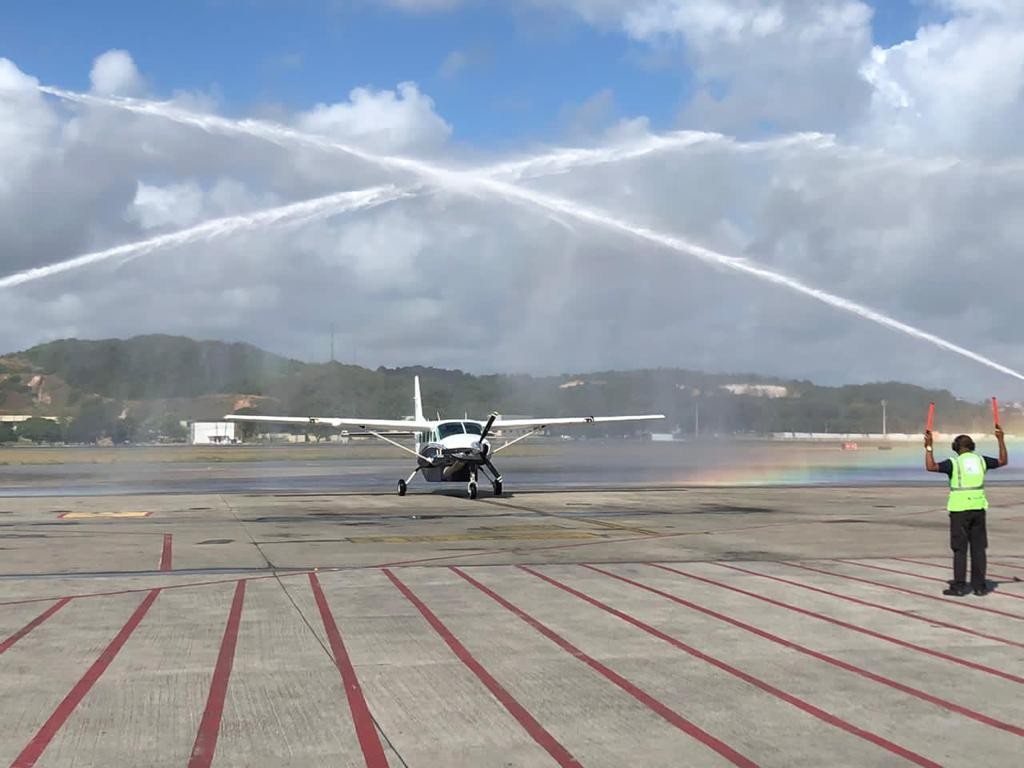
21 335 302 400
0 335 1016 442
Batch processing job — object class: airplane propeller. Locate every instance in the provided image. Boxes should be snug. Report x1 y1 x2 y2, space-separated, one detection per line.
480 412 498 440
478 412 498 457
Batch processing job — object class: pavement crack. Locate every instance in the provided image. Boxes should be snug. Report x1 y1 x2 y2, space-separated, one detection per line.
218 493 275 569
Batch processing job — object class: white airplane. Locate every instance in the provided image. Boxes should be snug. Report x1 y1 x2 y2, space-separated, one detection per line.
226 376 664 498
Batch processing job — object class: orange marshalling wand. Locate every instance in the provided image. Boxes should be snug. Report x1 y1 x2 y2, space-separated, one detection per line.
926 402 935 432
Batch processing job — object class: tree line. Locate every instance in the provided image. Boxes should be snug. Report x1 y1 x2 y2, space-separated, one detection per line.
0 401 187 445
2 335 1016 442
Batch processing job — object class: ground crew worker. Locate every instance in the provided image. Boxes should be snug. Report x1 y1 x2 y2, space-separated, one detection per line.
924 426 1008 596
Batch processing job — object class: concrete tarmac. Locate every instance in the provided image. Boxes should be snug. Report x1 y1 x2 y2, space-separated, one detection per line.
2 483 1024 766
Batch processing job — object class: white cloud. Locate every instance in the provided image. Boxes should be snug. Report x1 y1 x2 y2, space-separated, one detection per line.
859 4 1024 154
89 49 144 96
555 0 1024 159
128 181 206 230
551 1 876 136
622 0 786 42
296 82 452 153
0 59 58 196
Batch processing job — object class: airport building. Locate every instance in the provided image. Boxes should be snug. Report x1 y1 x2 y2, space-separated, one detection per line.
189 421 238 445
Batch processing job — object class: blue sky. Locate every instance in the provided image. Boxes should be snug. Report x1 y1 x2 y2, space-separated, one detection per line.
4 0 925 146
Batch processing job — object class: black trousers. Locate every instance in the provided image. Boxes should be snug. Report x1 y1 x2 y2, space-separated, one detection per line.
949 509 987 589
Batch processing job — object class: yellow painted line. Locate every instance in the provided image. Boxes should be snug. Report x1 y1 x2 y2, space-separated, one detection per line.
57 511 153 519
348 531 598 544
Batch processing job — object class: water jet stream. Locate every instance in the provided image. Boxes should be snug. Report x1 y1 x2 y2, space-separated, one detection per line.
24 86 1024 382
38 86 833 182
0 89 827 291
0 185 413 290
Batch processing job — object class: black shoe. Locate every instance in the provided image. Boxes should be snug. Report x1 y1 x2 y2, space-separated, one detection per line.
943 583 971 597
972 584 992 596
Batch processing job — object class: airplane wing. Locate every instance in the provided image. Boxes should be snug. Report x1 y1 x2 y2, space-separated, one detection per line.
492 414 665 430
224 415 434 431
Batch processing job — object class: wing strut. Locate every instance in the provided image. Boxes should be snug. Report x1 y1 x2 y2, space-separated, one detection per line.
368 430 433 462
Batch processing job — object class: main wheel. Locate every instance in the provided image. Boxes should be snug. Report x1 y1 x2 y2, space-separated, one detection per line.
493 480 503 497
468 481 478 500
397 479 407 496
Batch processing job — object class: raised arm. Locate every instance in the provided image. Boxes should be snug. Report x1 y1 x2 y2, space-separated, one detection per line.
996 425 1008 467
924 430 941 472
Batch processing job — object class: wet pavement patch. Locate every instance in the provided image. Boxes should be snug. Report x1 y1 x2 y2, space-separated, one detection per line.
697 503 776 514
197 539 234 545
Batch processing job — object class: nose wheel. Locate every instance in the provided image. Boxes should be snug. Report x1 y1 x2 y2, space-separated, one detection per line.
468 480 478 499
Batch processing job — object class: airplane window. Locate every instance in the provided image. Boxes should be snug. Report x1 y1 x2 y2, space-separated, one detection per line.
463 422 482 435
438 422 464 439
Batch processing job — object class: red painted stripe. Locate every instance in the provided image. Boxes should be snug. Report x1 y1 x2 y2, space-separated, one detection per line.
187 580 246 768
786 562 1024 621
715 562 1024 651
649 564 1024 685
160 534 173 572
519 565 938 768
10 589 160 768
893 557 1018 582
383 568 581 768
309 573 389 768
450 567 756 768
583 564 1024 737
990 559 1024 572
836 559 1024 604
0 598 72 655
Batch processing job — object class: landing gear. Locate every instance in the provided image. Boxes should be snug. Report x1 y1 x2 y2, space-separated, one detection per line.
468 480 478 499
398 468 418 497
481 460 503 497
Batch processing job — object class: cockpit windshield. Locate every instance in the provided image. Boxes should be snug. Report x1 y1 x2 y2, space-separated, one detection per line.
463 422 482 435
437 422 464 439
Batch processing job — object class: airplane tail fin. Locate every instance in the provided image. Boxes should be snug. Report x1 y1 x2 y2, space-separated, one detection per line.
413 376 425 424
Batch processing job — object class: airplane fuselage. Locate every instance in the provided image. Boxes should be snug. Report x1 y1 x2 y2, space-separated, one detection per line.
416 420 492 482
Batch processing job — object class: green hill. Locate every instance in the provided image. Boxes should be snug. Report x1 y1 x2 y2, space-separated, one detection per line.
21 335 301 400
0 334 1015 442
